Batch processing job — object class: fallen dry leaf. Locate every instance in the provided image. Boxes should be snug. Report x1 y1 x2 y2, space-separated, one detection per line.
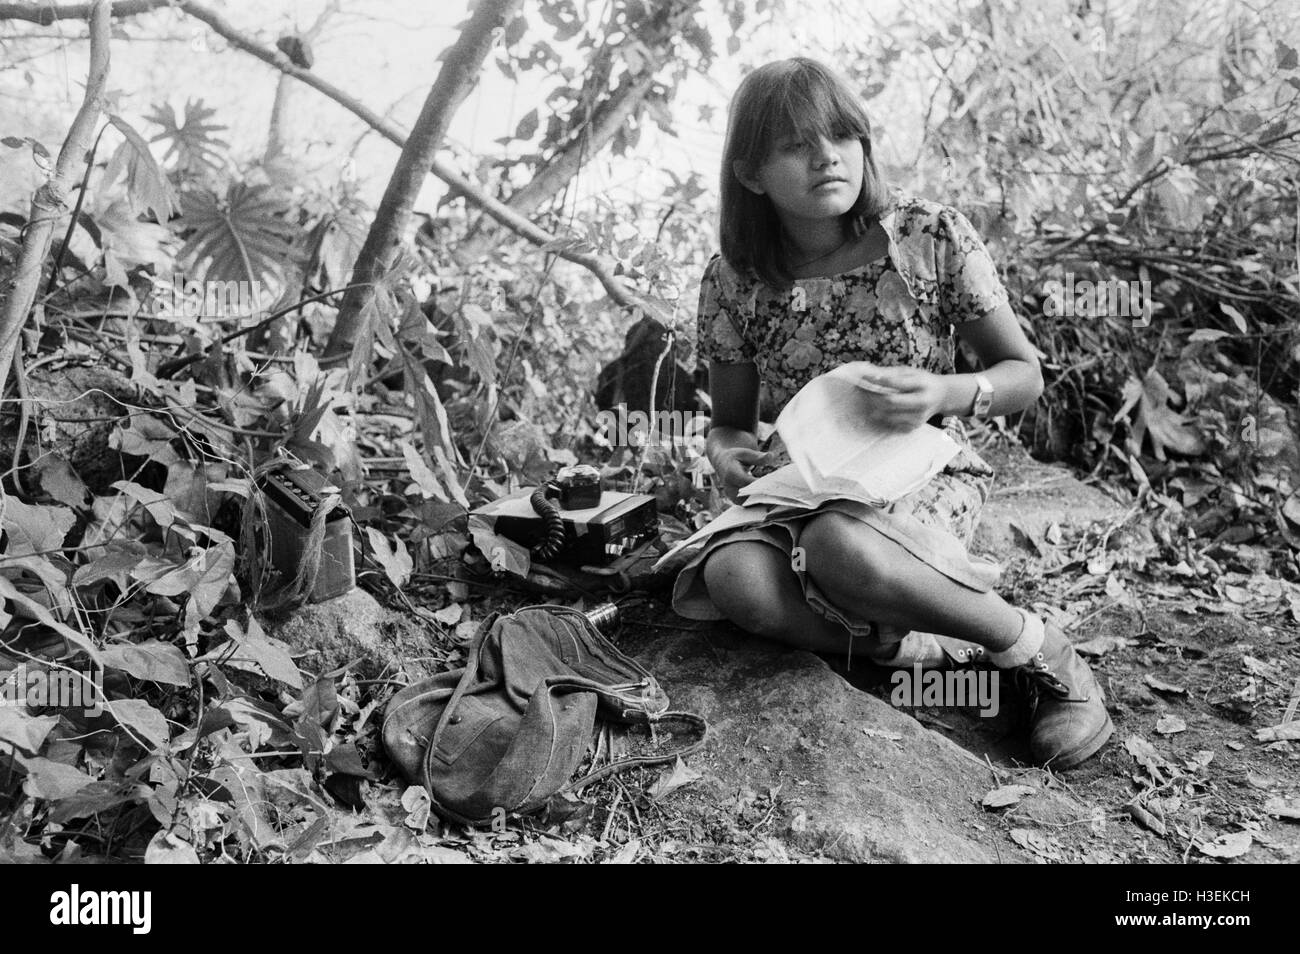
1156 714 1187 735
1196 831 1252 860
1184 750 1214 771
1144 674 1188 695
649 757 702 802
1009 827 1063 861
1125 735 1173 780
1123 801 1167 836
511 836 589 864
433 603 463 625
1241 655 1283 683
604 838 641 864
1075 635 1135 657
1263 797 1300 821
982 784 1038 810
1254 722 1300 743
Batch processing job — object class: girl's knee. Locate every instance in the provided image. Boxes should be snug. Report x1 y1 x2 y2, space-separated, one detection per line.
702 544 803 638
800 513 895 591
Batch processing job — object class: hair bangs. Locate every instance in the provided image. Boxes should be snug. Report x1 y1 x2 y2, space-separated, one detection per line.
769 71 872 149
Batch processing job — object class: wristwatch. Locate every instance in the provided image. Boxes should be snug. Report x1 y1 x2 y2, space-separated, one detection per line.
970 373 995 417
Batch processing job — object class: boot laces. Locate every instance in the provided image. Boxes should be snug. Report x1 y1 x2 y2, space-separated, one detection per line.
1014 652 1086 708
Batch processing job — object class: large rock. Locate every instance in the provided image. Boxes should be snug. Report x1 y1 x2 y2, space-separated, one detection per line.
971 441 1129 561
633 630 1039 863
264 587 449 680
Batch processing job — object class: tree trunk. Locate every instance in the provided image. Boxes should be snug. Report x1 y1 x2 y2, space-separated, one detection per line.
0 0 111 397
264 74 293 165
322 0 523 365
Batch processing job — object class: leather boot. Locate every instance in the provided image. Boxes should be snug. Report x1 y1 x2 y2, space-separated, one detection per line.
992 612 1113 768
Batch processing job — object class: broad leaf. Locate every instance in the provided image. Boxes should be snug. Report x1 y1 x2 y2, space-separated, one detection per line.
305 199 368 289
1218 301 1249 334
144 830 200 864
99 640 190 687
223 619 302 690
188 542 235 620
1135 369 1204 460
178 181 296 288
18 756 95 800
94 198 173 288
111 479 176 528
34 456 89 508
2 554 67 592
106 698 170 749
103 114 177 225
0 708 60 753
147 98 228 178
410 370 468 507
48 780 147 823
366 527 412 588
0 576 100 663
2 499 75 557
401 441 448 501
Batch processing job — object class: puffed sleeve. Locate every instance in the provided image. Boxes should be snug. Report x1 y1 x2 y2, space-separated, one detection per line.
936 207 1010 323
696 253 756 363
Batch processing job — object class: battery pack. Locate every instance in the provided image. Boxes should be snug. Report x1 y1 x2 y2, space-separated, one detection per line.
260 468 356 602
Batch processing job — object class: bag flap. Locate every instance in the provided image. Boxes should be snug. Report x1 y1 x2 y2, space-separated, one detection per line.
424 680 598 824
381 669 463 784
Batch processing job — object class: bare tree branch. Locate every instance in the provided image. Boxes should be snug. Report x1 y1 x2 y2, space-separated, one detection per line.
0 0 111 396
0 0 166 22
323 0 524 363
455 0 700 264
454 68 658 264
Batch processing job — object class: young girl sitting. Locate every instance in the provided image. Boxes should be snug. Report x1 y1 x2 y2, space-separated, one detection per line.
670 57 1113 768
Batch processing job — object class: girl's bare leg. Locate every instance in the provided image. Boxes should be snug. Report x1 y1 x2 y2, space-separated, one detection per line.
701 540 875 655
797 511 1023 651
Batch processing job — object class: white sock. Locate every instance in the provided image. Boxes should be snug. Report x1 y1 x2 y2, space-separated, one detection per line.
988 610 1045 668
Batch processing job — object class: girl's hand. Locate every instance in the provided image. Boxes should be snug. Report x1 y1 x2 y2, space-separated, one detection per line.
710 446 775 501
844 363 948 431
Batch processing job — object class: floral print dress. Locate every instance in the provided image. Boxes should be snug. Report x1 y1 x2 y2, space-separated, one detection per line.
670 192 1010 642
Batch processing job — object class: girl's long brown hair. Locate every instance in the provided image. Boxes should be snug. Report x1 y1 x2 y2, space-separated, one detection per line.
719 57 890 289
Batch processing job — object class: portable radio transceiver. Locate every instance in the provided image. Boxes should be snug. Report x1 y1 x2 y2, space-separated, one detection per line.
471 487 659 567
260 468 356 602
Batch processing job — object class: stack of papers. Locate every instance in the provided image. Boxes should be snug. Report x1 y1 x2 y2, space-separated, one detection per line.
738 364 960 509
652 365 961 571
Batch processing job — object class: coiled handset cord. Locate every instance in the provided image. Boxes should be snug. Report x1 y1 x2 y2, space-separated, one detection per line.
529 481 567 559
